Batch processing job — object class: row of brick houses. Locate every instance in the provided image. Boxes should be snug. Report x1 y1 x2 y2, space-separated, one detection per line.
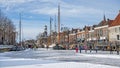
56 11 120 50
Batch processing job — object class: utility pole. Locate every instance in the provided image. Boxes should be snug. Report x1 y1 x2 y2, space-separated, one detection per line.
58 3 60 44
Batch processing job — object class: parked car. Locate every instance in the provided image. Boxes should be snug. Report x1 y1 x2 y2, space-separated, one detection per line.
10 46 25 51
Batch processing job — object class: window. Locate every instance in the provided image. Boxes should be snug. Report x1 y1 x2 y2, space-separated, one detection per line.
100 29 102 36
119 27 120 32
115 28 117 32
117 35 120 40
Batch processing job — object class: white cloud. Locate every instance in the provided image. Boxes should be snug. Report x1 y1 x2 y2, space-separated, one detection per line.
31 7 57 16
0 0 105 17
22 27 44 40
0 0 33 4
27 0 104 18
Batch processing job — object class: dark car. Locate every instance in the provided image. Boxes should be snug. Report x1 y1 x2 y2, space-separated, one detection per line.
11 46 25 51
53 45 65 50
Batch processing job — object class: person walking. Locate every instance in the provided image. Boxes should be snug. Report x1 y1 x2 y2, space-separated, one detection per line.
95 46 98 53
109 42 113 54
89 45 92 53
46 45 49 50
84 45 87 53
75 45 78 53
115 42 119 55
79 45 82 53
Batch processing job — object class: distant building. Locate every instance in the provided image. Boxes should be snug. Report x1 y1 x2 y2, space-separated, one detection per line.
109 11 120 42
87 26 95 46
94 15 111 49
69 28 77 44
77 29 83 42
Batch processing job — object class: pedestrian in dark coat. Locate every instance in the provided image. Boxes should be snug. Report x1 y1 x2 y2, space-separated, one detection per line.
115 42 119 55
89 45 92 53
79 45 82 53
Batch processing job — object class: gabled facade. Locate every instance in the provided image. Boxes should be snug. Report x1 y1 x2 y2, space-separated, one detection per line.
109 11 120 42
87 26 95 42
94 25 109 46
94 15 111 49
69 29 77 44
77 30 85 43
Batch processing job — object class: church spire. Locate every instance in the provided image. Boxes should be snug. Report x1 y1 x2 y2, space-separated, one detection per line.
103 14 106 22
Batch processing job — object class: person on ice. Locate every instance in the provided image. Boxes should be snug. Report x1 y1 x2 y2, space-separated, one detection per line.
79 45 82 53
95 46 98 53
89 45 92 53
109 42 113 54
75 45 78 53
84 45 88 53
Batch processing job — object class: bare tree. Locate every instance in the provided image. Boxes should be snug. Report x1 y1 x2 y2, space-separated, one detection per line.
0 9 16 45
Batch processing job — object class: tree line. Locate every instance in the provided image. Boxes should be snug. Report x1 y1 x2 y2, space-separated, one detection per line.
0 9 16 45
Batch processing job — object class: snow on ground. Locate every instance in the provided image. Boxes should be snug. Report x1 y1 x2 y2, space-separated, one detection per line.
0 56 59 68
77 53 120 59
0 57 119 68
0 48 120 68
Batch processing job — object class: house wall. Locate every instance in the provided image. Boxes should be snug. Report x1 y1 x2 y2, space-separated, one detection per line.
109 25 120 41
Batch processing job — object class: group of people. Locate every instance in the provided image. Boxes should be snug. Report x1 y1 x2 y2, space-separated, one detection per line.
75 41 120 55
75 44 98 53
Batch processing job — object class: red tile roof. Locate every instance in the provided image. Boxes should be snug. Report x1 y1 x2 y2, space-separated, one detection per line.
109 12 120 27
98 20 107 26
108 20 114 26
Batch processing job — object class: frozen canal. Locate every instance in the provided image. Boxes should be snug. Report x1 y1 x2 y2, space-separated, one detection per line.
0 48 120 68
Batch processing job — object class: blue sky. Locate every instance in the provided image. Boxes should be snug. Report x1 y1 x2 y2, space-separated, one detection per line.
0 0 120 40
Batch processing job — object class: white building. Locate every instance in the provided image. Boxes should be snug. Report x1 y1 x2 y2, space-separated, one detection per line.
109 11 120 42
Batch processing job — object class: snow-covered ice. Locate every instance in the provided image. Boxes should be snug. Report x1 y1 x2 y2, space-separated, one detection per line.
77 53 120 59
1 62 119 68
0 56 119 68
0 48 120 68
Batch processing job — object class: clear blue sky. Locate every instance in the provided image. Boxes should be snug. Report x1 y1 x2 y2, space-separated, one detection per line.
0 0 120 40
